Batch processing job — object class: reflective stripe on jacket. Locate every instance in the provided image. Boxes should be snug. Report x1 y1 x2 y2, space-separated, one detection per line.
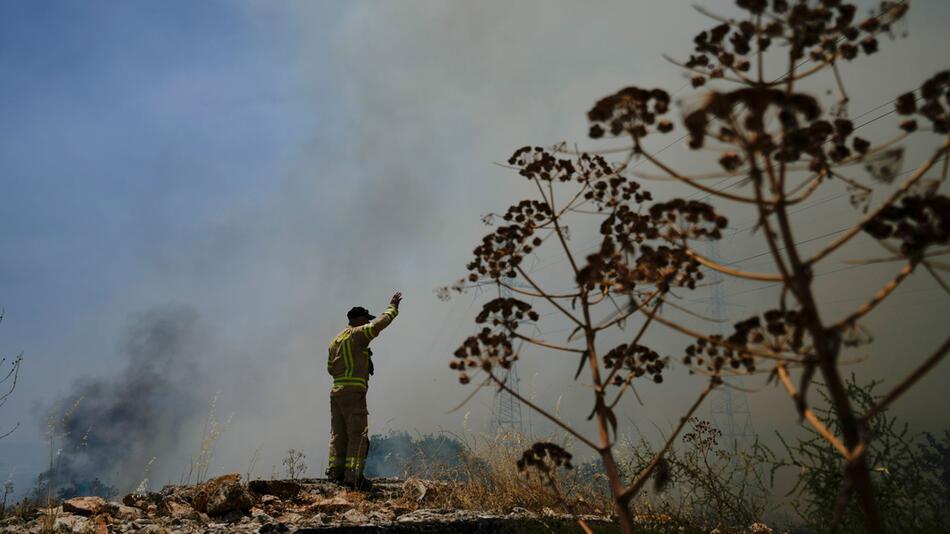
327 304 398 394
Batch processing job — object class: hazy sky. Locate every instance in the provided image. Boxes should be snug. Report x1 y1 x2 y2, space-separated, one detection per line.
1 1 948 494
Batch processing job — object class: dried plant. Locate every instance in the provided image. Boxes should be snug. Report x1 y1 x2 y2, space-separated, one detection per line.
36 398 83 534
613 420 772 531
446 1 947 532
0 470 13 519
0 310 24 441
245 445 263 483
419 429 611 518
282 449 308 481
185 391 232 484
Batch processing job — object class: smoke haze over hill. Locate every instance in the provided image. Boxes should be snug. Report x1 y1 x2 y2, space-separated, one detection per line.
1 0 948 498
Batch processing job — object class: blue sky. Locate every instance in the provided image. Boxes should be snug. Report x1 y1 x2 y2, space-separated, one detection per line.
0 1 346 376
0 1 353 487
1 0 948 493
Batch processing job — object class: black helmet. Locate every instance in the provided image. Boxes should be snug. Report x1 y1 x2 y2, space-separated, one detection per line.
347 306 375 323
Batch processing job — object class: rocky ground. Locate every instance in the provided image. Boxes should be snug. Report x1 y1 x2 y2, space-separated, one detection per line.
0 474 618 533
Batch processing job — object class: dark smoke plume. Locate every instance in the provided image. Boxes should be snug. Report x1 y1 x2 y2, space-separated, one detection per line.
37 306 207 497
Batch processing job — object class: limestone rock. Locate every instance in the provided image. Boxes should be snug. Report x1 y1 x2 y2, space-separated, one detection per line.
114 505 143 521
200 474 252 517
307 495 350 513
52 514 88 533
274 512 302 524
259 494 280 506
299 513 325 528
62 497 117 517
341 509 369 524
91 514 110 534
160 500 199 520
368 509 396 523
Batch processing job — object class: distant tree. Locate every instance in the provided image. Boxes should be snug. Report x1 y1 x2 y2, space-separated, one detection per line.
446 2 947 532
0 310 23 440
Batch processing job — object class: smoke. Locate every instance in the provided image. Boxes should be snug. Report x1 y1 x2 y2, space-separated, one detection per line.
39 306 207 494
3 1 949 497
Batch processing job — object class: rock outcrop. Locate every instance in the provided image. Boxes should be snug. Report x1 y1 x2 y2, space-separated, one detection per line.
1 475 625 533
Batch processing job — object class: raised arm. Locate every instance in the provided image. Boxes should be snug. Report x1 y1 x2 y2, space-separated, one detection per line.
357 292 402 342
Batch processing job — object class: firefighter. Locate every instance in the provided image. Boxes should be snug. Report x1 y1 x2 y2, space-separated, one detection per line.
325 292 402 490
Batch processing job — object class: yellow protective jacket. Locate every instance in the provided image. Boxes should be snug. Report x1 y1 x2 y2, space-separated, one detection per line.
327 304 399 394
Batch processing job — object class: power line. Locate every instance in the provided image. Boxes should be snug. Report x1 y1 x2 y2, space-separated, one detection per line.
681 145 946 276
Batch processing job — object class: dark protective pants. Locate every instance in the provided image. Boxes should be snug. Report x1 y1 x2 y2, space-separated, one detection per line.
326 389 368 483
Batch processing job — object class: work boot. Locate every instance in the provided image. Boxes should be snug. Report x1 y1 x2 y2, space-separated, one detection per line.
325 468 345 485
345 477 374 492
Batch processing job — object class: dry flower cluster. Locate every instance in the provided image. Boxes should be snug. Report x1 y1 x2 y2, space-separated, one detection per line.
445 1 948 532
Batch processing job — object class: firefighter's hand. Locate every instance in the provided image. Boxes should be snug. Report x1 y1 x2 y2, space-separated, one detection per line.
390 292 402 308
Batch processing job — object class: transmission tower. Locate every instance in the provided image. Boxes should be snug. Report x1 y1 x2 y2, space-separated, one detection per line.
491 359 525 433
490 277 528 434
702 240 756 454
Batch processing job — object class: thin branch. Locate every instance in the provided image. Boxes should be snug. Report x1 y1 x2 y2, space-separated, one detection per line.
633 130 909 181
686 248 785 282
603 300 661 392
830 171 872 195
511 332 586 354
586 291 611 306
635 168 750 181
496 280 582 300
833 263 915 330
594 288 662 332
862 335 950 422
618 381 716 503
751 166 792 283
635 295 802 363
637 131 912 185
607 376 644 410
830 131 911 168
488 371 599 450
785 172 824 203
776 364 850 458
556 183 594 220
0 355 22 406
0 422 20 440
660 297 726 323
445 375 492 414
636 141 772 205
923 262 950 295
541 179 582 278
780 59 832 85
692 5 732 24
809 142 950 265
830 61 850 109
516 266 585 328
549 144 636 156
662 54 750 85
